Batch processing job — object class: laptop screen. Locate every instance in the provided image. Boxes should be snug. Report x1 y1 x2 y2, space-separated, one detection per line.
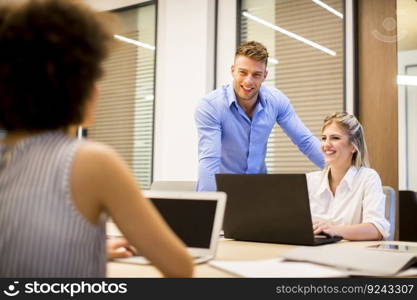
149 198 217 248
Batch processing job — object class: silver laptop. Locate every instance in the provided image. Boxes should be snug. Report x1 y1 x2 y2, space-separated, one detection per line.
116 190 226 264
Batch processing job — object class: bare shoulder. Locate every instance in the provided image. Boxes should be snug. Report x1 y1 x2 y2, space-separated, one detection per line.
74 141 126 172
70 140 136 221
71 140 129 194
76 140 119 160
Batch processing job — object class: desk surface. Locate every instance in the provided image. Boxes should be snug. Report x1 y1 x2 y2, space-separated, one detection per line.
106 223 417 278
107 238 401 278
108 239 296 277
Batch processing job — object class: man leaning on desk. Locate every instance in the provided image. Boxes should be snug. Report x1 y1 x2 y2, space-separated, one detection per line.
195 41 324 192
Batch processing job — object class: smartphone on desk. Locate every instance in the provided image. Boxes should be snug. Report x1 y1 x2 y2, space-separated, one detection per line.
368 244 417 253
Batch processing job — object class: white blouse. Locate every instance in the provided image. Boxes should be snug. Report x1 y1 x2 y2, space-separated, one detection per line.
306 166 390 239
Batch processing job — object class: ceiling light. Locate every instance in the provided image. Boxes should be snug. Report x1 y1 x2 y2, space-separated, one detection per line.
114 35 155 51
312 0 344 19
242 12 336 56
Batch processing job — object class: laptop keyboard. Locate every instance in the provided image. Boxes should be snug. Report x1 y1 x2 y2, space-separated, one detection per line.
314 235 343 245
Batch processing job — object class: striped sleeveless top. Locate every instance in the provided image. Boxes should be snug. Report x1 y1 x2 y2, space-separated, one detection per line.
0 131 106 277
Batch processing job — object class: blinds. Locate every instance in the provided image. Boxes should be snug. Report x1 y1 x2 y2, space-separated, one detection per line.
241 0 344 173
88 6 155 189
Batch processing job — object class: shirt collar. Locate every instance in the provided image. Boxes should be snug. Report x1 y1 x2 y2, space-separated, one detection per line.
317 168 331 196
227 83 266 109
317 165 358 195
340 166 358 190
257 85 267 107
227 84 237 107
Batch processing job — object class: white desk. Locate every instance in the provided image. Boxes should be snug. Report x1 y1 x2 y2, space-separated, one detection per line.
106 223 417 277
107 238 295 277
107 238 406 277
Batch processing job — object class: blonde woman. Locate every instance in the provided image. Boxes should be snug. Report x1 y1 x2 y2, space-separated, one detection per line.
307 113 390 240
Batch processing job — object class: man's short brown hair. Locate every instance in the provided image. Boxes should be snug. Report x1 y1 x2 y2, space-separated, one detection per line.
235 41 269 64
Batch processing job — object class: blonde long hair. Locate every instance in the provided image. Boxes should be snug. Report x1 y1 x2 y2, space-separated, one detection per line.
322 112 370 168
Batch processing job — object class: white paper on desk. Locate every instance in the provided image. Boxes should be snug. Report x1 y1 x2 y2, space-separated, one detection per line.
396 267 417 277
209 258 347 278
282 245 417 276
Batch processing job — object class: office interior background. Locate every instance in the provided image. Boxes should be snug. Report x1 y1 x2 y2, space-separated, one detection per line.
0 1 415 207
78 0 416 195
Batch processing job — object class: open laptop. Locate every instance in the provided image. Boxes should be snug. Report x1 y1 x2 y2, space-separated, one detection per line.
215 174 342 246
116 190 226 264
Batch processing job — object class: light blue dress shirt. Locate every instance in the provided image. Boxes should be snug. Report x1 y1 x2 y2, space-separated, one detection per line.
195 84 325 191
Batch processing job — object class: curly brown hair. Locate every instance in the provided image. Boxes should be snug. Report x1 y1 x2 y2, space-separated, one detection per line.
0 0 114 131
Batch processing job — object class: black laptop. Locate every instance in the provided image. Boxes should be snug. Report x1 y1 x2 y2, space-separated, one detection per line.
215 174 342 246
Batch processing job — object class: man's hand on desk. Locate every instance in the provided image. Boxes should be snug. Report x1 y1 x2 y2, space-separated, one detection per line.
107 238 137 260
313 220 343 238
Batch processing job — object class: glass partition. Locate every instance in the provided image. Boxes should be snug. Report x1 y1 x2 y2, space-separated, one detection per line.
397 0 417 191
239 0 345 173
89 3 156 189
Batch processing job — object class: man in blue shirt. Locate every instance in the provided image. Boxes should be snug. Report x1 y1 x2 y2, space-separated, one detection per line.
195 41 324 191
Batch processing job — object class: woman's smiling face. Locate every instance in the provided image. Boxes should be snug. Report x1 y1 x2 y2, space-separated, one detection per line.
321 122 356 167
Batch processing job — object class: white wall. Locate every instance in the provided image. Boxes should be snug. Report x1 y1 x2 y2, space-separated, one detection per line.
345 0 355 114
84 0 229 182
398 49 417 190
153 0 216 181
216 0 237 87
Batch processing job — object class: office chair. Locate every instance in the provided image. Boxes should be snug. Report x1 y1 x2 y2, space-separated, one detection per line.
399 190 417 242
150 181 197 192
382 186 396 241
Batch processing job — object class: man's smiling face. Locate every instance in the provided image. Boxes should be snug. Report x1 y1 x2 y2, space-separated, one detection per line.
231 55 268 104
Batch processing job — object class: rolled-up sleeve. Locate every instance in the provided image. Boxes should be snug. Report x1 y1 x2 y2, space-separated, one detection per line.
195 100 222 191
362 171 391 239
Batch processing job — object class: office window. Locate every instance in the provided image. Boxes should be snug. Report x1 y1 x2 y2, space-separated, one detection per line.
89 3 156 189
240 0 344 173
397 0 417 190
